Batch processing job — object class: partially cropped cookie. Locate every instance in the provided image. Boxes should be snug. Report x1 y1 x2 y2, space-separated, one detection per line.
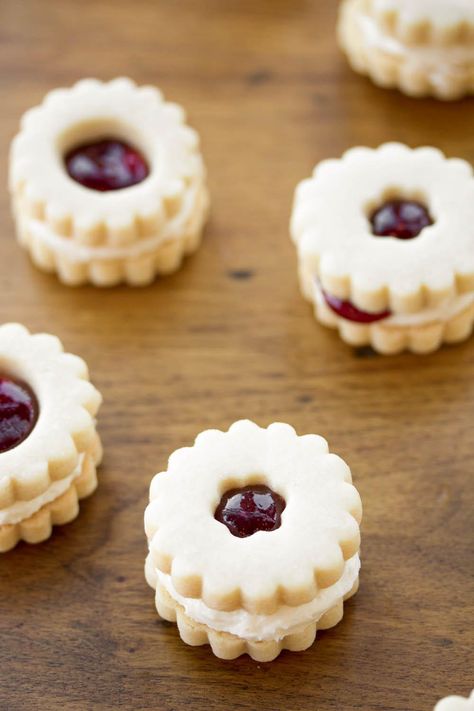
435 691 474 710
0 324 102 552
9 78 209 287
338 0 474 100
145 420 362 662
291 143 474 355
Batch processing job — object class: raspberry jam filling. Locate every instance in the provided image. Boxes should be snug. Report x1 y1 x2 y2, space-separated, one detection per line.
370 199 433 240
65 139 149 192
322 289 391 324
0 376 39 453
215 485 286 538
320 199 433 324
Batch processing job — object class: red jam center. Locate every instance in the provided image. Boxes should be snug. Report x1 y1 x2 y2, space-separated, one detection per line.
370 200 433 240
322 289 391 324
0 376 39 453
65 139 149 192
321 201 432 325
215 485 286 538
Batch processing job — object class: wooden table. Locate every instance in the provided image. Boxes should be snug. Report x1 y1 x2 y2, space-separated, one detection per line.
1 2 473 709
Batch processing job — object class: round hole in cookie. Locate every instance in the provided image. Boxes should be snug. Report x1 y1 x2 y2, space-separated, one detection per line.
366 188 434 240
59 119 150 192
0 372 39 454
214 480 286 539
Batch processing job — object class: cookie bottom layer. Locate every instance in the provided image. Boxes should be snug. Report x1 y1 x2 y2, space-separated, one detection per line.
338 0 474 100
0 437 102 553
299 269 474 355
16 220 205 288
14 188 209 287
146 561 359 662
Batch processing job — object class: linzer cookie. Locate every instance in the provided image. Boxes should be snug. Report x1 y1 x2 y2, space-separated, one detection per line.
144 420 362 662
291 143 474 354
435 691 474 710
338 0 474 100
0 324 102 552
9 78 209 287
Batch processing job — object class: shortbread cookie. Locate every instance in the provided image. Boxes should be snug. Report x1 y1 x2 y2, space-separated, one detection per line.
435 691 474 710
291 143 474 354
338 0 474 100
0 323 102 552
145 420 362 662
9 78 209 286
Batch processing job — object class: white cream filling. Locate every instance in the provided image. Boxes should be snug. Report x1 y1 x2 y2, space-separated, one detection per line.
359 12 474 87
0 454 84 526
157 554 360 642
314 281 474 328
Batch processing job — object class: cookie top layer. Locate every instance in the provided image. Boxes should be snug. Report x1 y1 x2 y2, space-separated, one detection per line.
370 0 474 44
9 78 206 248
434 691 474 711
145 420 362 615
291 143 474 314
0 323 101 507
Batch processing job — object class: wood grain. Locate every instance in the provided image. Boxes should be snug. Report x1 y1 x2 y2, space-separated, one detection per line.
0 1 473 710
